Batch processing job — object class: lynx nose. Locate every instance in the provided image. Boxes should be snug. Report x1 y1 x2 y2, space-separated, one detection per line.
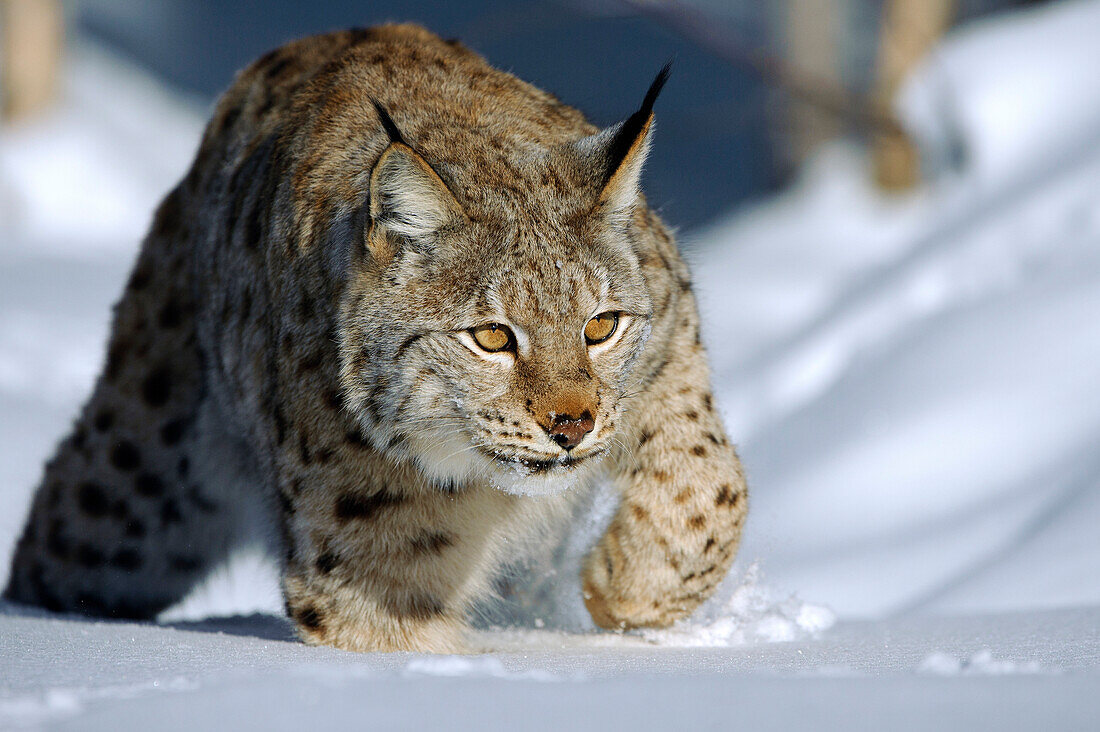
547 411 594 451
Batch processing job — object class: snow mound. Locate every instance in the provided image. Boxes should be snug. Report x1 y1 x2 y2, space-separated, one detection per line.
640 564 835 646
899 0 1100 186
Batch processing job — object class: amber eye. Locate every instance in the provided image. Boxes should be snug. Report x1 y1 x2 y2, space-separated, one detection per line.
584 312 619 345
471 323 515 353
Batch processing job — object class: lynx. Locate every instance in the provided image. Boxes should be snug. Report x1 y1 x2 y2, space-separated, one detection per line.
5 24 747 652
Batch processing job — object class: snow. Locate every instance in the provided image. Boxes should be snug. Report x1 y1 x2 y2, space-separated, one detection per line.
4 5 1100 728
917 649 1048 677
686 0 1100 620
2 605 1098 729
0 43 205 254
637 564 836 646
897 0 1100 186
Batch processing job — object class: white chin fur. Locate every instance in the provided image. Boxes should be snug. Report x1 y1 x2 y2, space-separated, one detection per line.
409 428 483 486
409 427 594 496
487 465 584 497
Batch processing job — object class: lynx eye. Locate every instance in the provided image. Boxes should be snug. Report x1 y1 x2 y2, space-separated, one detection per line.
471 323 515 353
584 312 619 345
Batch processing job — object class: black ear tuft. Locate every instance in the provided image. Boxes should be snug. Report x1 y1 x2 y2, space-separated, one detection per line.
640 60 673 121
605 62 672 178
371 98 407 146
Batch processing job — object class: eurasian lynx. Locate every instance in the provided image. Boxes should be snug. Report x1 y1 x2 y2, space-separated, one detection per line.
5 24 747 652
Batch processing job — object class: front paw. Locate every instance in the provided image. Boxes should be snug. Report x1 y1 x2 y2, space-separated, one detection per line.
581 530 693 630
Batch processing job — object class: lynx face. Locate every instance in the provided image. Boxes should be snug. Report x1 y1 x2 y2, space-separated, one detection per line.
342 190 655 496
338 82 669 496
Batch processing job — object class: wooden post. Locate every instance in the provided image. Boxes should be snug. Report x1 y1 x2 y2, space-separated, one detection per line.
1 0 64 122
784 0 843 166
871 0 954 190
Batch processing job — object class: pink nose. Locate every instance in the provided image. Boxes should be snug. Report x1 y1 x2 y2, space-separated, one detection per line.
547 412 594 450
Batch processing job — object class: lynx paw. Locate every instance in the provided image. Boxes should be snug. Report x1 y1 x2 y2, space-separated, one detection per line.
581 532 694 631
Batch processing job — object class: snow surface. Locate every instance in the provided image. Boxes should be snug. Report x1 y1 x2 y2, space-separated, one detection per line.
3 5 1100 728
3 605 1098 730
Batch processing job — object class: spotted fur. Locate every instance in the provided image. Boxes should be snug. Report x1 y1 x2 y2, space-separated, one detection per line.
4 24 747 651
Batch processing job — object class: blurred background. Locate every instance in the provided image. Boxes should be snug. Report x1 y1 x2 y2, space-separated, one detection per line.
2 0 1099 628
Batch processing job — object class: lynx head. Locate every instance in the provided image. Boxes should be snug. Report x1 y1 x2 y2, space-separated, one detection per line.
340 66 670 496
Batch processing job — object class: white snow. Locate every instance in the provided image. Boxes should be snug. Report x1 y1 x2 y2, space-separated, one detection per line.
917 649 1048 676
897 0 1100 186
3 4 1100 728
683 0 1100 620
0 42 205 254
637 564 836 646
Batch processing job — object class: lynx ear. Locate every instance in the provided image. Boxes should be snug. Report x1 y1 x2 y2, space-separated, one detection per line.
573 63 671 221
367 100 465 262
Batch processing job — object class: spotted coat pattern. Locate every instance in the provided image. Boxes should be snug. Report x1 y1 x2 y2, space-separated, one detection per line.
4 24 747 652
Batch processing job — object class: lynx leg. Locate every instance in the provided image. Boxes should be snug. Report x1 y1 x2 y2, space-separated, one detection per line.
4 193 235 618
582 293 747 630
277 451 525 653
